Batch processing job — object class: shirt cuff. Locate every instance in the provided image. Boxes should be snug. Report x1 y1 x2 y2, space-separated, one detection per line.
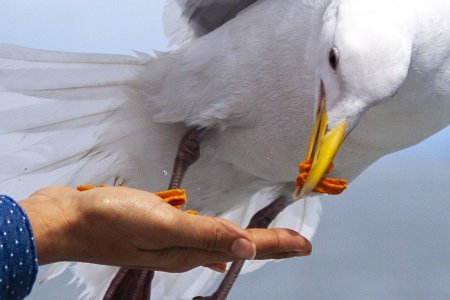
0 195 38 299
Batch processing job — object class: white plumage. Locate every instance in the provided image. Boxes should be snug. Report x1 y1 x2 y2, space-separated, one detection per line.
1 0 449 299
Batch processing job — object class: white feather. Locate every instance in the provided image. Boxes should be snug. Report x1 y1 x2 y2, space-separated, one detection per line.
39 262 72 284
0 44 151 200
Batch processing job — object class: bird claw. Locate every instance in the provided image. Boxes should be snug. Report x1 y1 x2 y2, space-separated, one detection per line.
154 188 187 207
295 159 347 195
157 189 198 213
76 184 108 191
76 184 198 214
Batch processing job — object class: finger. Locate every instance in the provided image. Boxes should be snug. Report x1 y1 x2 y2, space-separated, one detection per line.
146 228 311 271
171 214 256 259
246 228 312 259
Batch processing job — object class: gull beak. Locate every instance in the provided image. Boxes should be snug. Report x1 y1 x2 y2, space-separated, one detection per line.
294 81 347 199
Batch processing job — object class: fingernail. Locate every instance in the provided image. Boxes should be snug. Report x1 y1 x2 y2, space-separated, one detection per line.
205 263 227 273
231 238 256 259
290 237 313 252
301 239 312 255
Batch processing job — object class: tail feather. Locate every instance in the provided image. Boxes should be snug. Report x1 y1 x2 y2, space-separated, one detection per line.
39 262 72 285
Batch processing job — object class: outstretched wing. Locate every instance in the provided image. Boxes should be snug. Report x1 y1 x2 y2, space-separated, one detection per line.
164 0 259 47
0 44 154 200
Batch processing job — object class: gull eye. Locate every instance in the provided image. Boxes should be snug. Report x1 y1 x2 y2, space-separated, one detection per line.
329 47 339 71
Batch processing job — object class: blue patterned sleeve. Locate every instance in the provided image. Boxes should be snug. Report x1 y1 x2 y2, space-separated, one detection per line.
0 195 38 299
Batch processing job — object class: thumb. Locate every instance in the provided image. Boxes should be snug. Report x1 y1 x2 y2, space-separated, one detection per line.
175 214 256 260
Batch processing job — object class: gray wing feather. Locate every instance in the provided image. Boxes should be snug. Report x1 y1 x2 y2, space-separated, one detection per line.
185 0 258 36
164 0 258 46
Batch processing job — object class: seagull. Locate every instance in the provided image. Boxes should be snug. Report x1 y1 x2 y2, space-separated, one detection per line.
1 0 449 299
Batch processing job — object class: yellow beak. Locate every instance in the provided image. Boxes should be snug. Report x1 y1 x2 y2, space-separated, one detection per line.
294 81 347 199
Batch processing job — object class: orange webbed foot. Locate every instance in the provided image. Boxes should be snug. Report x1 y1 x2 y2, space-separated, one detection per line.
155 189 187 207
296 159 347 195
77 185 198 214
155 189 199 214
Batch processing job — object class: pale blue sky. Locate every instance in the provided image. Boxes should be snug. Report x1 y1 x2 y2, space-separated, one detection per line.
1 1 449 299
0 0 167 53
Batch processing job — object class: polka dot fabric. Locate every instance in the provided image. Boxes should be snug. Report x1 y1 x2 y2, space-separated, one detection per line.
0 195 38 299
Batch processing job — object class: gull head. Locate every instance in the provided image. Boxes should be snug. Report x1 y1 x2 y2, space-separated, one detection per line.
297 0 415 196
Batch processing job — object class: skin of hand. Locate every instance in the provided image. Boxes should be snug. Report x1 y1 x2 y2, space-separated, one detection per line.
19 186 311 273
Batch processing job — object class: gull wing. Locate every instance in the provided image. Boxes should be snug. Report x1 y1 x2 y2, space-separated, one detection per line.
164 0 258 47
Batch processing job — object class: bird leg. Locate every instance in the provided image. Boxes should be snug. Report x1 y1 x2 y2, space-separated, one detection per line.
103 126 208 300
168 126 209 189
194 195 294 300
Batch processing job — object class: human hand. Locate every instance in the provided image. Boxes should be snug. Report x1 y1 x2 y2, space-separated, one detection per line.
20 186 311 272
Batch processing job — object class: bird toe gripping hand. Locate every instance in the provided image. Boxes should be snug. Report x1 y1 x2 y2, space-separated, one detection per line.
76 185 198 214
295 159 347 195
77 184 108 191
154 189 198 215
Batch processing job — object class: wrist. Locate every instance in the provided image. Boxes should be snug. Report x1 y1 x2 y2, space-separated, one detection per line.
20 187 81 265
